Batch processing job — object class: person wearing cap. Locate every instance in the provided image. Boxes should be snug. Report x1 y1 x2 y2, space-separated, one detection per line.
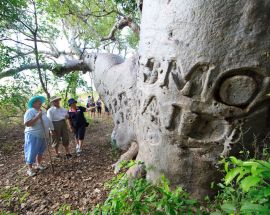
24 95 54 177
47 96 72 159
67 98 89 156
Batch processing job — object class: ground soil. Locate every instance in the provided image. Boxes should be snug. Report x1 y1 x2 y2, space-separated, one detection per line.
0 116 119 214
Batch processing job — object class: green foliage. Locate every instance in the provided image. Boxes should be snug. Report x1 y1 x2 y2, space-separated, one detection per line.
54 204 84 215
0 77 33 116
43 0 139 50
126 29 140 49
212 157 270 214
92 174 198 214
113 0 138 17
0 186 29 208
0 44 13 71
0 211 18 215
0 0 27 29
57 72 92 108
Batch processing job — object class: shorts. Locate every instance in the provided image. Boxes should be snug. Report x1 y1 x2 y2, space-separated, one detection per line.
24 133 47 164
90 107 96 112
97 106 102 113
52 120 69 148
75 126 86 140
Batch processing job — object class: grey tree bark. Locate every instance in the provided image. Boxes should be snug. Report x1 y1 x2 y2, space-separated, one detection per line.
90 0 270 198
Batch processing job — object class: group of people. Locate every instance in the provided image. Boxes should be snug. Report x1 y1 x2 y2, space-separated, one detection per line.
24 95 89 177
86 96 109 118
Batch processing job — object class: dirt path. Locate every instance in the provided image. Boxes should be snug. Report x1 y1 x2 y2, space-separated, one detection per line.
0 117 118 214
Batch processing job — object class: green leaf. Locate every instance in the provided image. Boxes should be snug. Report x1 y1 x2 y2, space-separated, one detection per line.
19 192 29 204
240 175 261 192
210 211 222 215
230 156 243 166
257 160 270 170
236 169 249 183
225 167 242 185
242 161 260 167
262 186 270 197
240 202 270 213
224 161 229 173
220 203 236 213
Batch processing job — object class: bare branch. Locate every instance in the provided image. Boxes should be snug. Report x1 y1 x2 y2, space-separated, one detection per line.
61 20 83 57
24 38 51 43
101 17 140 41
0 63 53 79
0 38 33 49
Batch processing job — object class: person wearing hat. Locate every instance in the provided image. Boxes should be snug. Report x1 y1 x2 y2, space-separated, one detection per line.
67 98 89 156
47 96 72 159
24 95 54 177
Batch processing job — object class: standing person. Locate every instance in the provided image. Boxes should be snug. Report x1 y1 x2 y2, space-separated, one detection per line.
96 97 102 117
86 96 92 117
67 98 88 156
104 105 110 117
47 96 72 159
86 95 92 106
90 98 96 118
24 95 54 176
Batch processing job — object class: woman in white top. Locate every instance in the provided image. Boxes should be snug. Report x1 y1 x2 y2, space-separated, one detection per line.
47 96 72 159
24 96 54 176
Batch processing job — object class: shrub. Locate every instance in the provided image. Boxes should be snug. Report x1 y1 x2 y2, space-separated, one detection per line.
92 173 198 215
212 157 270 215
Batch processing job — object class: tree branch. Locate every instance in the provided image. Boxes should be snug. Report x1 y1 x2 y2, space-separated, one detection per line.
0 59 89 79
0 63 53 79
101 17 140 41
0 38 33 49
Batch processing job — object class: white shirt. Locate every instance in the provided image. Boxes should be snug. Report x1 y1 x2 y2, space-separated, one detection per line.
47 106 68 122
24 108 54 138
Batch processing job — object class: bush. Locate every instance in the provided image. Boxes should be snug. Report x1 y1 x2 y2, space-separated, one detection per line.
212 157 270 215
92 173 198 215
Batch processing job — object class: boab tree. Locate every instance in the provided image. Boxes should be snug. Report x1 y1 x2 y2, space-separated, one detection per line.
2 0 270 198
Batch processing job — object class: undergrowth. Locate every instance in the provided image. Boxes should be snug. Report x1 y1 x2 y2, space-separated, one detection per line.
92 174 198 215
53 155 270 215
0 185 29 214
211 157 270 215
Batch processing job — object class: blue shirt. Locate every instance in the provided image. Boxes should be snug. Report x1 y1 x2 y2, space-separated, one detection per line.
24 108 54 138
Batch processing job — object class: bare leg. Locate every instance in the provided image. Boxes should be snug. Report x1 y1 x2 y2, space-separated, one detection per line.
36 154 43 165
27 164 33 170
78 139 84 150
54 146 60 155
26 163 36 176
64 146 70 154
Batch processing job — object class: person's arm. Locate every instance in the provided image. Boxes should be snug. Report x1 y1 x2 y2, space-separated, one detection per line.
47 117 56 135
46 114 54 131
79 106 86 112
66 119 74 132
66 112 74 132
24 110 42 127
47 108 53 121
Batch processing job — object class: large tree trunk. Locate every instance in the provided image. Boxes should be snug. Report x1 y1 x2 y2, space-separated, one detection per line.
92 0 270 199
136 0 270 198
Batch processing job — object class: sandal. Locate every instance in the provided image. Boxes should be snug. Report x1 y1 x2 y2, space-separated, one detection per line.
27 169 37 177
36 165 47 171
